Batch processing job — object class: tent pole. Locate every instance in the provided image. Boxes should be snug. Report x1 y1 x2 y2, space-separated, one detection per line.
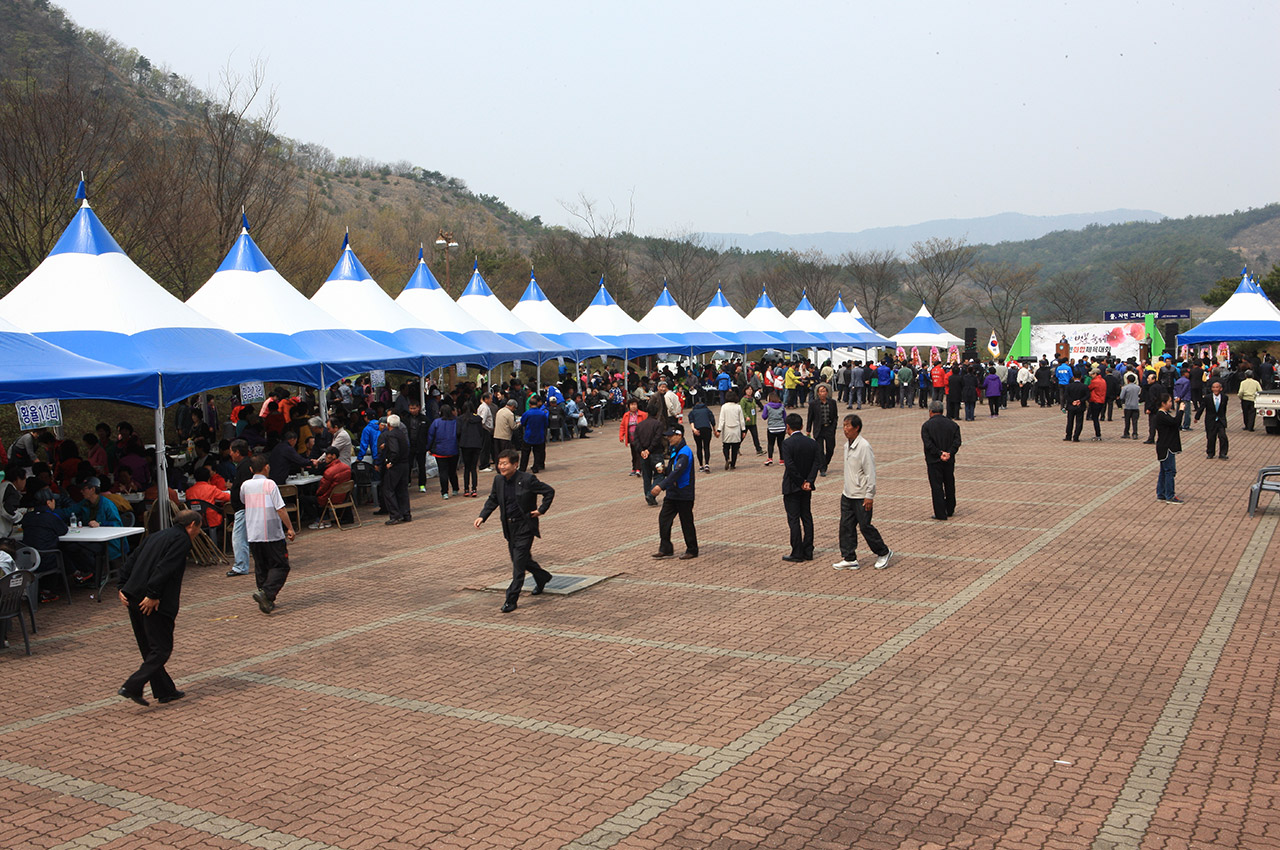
420 367 427 407
318 365 329 422
154 381 170 530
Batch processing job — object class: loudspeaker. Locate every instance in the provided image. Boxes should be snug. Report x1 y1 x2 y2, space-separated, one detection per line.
964 327 978 350
1163 322 1179 352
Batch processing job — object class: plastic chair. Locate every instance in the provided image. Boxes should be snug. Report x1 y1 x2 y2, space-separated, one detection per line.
35 549 72 605
322 480 361 530
13 548 46 632
187 500 229 566
351 461 378 506
1248 466 1280 517
0 570 35 655
277 484 300 531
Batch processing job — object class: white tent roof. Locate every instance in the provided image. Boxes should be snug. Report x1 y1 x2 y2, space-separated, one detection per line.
890 303 963 348
187 220 420 376
787 291 862 346
638 283 737 353
743 289 826 347
694 286 785 349
456 264 571 360
573 281 676 357
1179 270 1280 344
827 295 895 347
510 273 616 358
310 235 479 372
395 251 535 368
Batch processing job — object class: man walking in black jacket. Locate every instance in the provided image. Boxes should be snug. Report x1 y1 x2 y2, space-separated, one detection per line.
806 384 839 477
780 414 820 562
405 401 430 492
117 510 202 706
921 401 962 520
1063 373 1088 442
380 414 412 524
475 449 556 612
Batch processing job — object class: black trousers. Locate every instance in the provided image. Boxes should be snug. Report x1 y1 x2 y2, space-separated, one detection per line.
1205 422 1228 458
629 442 643 472
1242 400 1256 431
946 396 960 420
721 441 741 467
642 454 658 504
493 438 510 459
926 459 956 519
1066 407 1085 440
1088 401 1104 436
1104 398 1114 420
250 539 291 601
460 447 480 492
384 462 412 518
478 434 492 470
412 449 428 487
1123 409 1139 436
519 442 545 472
505 529 550 606
744 422 761 452
783 490 813 559
658 498 697 556
815 429 836 472
766 430 784 459
839 495 887 561
693 432 712 467
122 597 179 699
436 454 458 495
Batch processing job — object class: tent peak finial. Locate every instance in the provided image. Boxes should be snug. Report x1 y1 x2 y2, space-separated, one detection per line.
240 211 250 234
75 175 88 206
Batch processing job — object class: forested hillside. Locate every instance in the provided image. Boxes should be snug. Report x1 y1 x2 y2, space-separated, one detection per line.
2 0 1277 354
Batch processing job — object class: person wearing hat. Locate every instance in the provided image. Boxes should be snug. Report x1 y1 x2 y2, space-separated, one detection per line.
649 425 698 560
65 476 129 582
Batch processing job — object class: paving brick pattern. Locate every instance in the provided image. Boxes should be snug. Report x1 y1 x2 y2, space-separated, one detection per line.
2 400 1278 849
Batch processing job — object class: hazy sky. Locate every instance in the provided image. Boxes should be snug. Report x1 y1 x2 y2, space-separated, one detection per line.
55 0 1280 236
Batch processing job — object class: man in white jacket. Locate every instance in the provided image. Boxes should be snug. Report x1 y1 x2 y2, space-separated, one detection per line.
832 414 893 571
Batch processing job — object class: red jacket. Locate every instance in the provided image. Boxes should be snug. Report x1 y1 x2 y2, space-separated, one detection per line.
1089 375 1107 404
317 460 352 507
185 481 230 527
619 410 647 444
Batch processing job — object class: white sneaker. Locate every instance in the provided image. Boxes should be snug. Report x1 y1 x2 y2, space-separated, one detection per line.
832 559 859 570
307 521 325 530
480 466 493 473
442 492 449 500
419 485 426 492
873 550 893 570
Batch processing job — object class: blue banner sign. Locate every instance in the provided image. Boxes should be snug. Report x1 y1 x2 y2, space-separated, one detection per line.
1104 310 1191 322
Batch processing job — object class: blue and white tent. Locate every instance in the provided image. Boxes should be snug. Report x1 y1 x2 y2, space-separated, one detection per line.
744 289 827 348
695 286 786 349
0 182 319 404
310 235 480 374
890 303 963 348
638 283 737 354
827 295 895 347
0 313 155 406
396 250 535 369
574 280 676 357
510 271 617 360
1179 269 1280 345
788 291 863 347
188 217 421 383
455 263 572 362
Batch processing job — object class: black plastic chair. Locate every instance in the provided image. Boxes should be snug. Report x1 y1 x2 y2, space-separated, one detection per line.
32 547 72 606
1 570 35 655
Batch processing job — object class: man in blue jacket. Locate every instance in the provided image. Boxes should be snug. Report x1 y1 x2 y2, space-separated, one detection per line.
1054 359 1075 409
357 414 386 514
519 396 550 474
650 426 698 560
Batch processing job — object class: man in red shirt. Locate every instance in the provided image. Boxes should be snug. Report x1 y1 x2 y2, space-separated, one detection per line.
185 467 231 543
307 447 352 529
1087 367 1108 441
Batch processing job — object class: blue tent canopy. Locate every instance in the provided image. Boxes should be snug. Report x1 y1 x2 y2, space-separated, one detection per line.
511 274 617 359
1178 270 1280 345
0 317 156 406
575 282 680 357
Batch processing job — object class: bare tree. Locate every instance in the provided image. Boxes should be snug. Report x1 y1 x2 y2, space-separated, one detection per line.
639 229 725 313
773 248 842 315
840 248 901 329
1112 256 1183 311
902 236 978 323
1040 269 1097 322
0 66 142 291
536 193 637 316
968 261 1041 355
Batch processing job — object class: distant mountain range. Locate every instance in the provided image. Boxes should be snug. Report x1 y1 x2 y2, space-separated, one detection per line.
703 209 1166 255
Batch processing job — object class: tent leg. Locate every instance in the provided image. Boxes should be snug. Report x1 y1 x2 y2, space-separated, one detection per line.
318 366 328 422
154 382 170 530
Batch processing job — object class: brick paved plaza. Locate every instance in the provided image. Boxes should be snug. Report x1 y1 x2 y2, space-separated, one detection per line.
3 401 1278 850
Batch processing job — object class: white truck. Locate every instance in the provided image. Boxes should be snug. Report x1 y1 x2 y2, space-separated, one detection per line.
1259 388 1280 434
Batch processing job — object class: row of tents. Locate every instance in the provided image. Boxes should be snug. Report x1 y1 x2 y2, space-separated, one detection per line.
0 183 965 408
5 184 1272 412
